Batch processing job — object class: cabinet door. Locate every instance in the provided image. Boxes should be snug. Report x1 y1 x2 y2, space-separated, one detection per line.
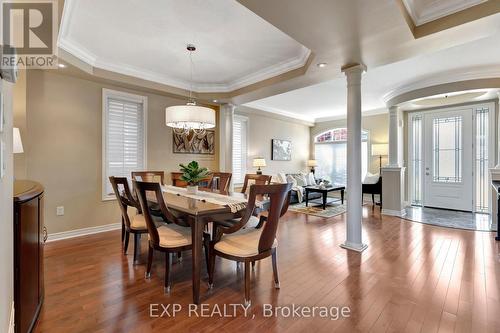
18 198 40 333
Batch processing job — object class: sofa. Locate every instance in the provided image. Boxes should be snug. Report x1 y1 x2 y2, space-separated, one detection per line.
274 173 322 204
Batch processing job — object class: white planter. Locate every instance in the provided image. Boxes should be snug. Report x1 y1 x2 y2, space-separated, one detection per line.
186 185 198 195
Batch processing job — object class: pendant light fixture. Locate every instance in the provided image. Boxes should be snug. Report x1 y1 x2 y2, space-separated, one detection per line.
165 44 216 136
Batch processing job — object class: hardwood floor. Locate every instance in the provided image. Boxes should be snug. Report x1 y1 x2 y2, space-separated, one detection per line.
34 207 500 333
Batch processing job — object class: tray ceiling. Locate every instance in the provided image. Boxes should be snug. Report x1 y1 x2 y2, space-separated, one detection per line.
58 0 310 93
402 0 487 25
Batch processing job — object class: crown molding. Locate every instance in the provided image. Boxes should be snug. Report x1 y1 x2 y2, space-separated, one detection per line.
238 103 315 126
314 108 388 123
402 0 487 26
58 39 310 93
382 67 500 104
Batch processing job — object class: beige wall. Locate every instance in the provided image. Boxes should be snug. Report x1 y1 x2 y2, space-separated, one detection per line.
236 106 311 177
21 70 218 234
0 80 14 331
311 113 389 174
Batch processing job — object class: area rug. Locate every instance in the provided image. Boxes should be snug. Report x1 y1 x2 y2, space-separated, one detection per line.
289 202 346 218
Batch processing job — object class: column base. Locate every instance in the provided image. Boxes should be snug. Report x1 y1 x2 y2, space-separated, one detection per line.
340 242 368 253
381 208 407 217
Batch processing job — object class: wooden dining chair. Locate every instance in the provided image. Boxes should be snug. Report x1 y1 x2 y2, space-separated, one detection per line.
241 174 272 194
208 182 293 306
109 176 148 264
132 171 165 185
210 172 232 192
134 180 209 293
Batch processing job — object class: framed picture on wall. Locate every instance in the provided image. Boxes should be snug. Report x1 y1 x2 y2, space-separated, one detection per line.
271 139 292 161
0 93 4 133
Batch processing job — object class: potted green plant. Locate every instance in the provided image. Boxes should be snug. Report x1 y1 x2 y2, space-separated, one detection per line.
179 161 211 194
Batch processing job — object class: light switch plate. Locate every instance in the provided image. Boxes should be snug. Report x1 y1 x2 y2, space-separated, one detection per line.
56 206 64 216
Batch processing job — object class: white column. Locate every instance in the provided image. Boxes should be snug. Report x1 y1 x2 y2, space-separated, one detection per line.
382 105 406 217
388 105 403 167
219 103 235 172
340 64 367 253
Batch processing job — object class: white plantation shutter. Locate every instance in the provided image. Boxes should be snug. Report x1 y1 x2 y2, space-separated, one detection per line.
103 89 147 199
232 115 248 184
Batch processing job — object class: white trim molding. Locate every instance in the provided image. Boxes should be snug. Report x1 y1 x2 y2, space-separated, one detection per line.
383 68 500 104
47 223 121 242
8 302 14 333
381 208 407 217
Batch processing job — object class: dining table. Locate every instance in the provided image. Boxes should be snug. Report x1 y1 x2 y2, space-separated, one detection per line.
156 187 269 304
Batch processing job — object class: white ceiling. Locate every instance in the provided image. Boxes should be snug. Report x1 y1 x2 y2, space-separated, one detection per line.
58 0 310 92
402 0 487 25
244 33 500 122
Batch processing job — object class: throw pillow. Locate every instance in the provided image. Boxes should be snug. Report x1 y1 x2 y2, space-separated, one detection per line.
295 174 308 187
286 174 298 187
307 172 316 186
363 172 380 184
277 172 287 184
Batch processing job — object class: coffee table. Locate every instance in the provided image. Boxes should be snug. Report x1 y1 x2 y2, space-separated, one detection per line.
305 185 345 210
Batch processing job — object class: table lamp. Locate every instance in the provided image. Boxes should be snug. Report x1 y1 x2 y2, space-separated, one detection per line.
252 158 266 175
307 159 318 174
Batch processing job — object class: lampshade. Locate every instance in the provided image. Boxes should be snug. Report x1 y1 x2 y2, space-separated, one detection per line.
307 159 318 167
252 158 266 167
371 143 388 156
13 127 23 154
165 104 216 130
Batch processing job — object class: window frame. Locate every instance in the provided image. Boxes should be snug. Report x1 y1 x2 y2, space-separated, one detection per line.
102 88 148 201
232 114 248 186
313 128 371 184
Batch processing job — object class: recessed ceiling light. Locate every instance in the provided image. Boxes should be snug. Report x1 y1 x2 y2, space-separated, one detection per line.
317 63 328 68
58 63 66 68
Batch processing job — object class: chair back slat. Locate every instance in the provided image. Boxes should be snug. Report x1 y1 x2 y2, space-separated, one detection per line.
210 172 232 192
241 174 272 194
132 171 165 185
250 183 292 252
109 176 137 230
134 180 184 246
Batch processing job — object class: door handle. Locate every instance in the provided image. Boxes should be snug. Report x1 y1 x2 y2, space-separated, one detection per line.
425 172 430 176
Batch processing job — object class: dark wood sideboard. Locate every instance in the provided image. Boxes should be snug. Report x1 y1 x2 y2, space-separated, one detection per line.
13 180 45 333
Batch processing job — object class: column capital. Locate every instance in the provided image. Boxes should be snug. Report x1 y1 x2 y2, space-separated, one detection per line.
341 63 367 74
221 103 236 111
341 63 366 86
388 105 399 113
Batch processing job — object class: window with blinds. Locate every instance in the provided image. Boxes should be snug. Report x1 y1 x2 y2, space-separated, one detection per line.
102 89 147 200
232 115 248 184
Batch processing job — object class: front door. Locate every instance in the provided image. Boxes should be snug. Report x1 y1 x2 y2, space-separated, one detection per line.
423 108 473 211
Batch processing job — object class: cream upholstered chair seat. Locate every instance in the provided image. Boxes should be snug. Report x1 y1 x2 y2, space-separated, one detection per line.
151 224 192 248
214 227 277 257
130 214 164 231
130 214 147 230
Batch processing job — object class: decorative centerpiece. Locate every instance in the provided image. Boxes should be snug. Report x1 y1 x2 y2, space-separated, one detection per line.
179 161 210 194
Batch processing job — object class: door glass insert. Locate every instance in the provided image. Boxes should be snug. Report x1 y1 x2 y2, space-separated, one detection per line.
411 115 422 205
475 108 489 212
432 116 462 183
